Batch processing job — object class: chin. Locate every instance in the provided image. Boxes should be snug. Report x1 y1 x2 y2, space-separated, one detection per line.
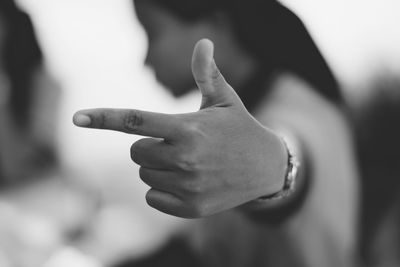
159 78 193 98
162 86 192 99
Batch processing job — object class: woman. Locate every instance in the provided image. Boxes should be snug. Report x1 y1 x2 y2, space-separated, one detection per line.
0 0 59 184
356 78 400 267
0 2 98 266
75 0 359 266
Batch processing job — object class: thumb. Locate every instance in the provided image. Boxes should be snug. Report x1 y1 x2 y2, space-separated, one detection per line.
192 39 242 109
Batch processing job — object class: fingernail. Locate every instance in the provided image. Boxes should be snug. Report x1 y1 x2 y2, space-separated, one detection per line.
73 113 91 127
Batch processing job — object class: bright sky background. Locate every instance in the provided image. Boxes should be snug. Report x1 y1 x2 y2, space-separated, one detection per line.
12 0 400 257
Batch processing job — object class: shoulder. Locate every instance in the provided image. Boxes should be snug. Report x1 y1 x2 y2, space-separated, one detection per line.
254 72 351 153
255 72 358 184
254 72 359 252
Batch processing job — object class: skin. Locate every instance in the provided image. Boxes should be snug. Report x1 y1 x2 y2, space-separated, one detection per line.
73 40 288 218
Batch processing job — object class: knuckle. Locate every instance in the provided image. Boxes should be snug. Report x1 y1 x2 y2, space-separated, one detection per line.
138 167 148 180
211 63 221 80
123 110 143 133
131 139 145 152
211 62 223 87
97 113 108 129
195 77 209 88
145 189 157 207
145 190 185 218
130 143 140 163
130 141 139 153
182 179 204 195
181 121 203 137
131 138 152 163
175 154 199 172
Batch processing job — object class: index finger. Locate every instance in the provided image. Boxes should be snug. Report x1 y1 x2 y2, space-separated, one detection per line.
73 108 181 140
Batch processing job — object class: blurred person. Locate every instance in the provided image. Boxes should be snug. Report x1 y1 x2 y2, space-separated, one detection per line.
74 0 359 266
0 1 99 266
0 1 173 266
355 76 400 267
0 0 58 183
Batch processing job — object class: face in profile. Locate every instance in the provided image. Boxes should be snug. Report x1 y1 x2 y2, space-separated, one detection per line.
135 2 215 97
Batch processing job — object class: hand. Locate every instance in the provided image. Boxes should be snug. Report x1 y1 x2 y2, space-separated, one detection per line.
73 39 287 218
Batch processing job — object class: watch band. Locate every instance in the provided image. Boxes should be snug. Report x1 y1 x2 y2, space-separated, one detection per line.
257 136 300 201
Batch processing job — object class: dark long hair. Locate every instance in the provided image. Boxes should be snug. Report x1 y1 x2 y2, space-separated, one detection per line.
355 77 400 264
134 0 342 104
0 1 55 184
0 0 43 127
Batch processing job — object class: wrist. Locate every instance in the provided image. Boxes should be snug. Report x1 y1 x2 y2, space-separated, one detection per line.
237 128 311 225
244 130 301 210
258 136 299 201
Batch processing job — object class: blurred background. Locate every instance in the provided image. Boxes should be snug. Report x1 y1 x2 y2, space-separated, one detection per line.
0 0 399 266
